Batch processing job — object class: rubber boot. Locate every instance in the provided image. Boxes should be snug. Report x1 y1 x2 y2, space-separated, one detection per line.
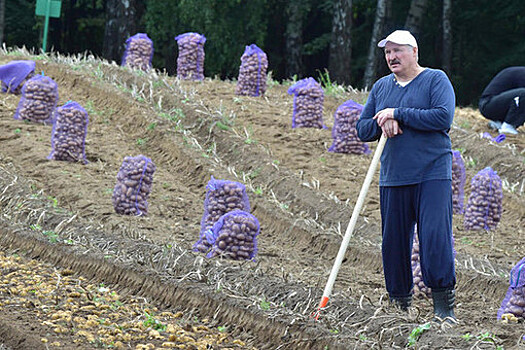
432 288 457 324
389 295 412 312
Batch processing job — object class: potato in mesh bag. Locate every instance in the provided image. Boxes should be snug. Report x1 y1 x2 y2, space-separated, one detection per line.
122 33 154 71
175 32 206 81
112 155 156 216
0 60 36 94
205 210 260 261
47 101 89 164
235 44 268 97
463 167 502 231
287 77 325 129
328 100 370 154
13 74 58 124
498 257 525 320
193 176 251 254
452 150 466 214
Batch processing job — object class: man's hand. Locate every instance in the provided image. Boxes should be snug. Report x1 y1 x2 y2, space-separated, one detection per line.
381 119 403 138
373 108 395 127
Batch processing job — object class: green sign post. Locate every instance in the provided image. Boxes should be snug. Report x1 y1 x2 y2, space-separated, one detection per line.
35 0 62 52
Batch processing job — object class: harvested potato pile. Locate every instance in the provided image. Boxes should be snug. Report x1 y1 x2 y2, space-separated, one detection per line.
464 167 503 231
194 177 251 254
207 210 260 260
175 32 206 81
452 150 466 214
328 100 370 154
122 33 154 71
287 77 325 128
235 44 268 97
112 155 156 216
13 74 58 124
48 101 89 163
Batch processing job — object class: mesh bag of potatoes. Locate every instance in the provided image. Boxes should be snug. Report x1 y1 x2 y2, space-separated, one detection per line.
328 100 370 154
0 60 36 94
463 167 503 231
235 44 268 97
47 101 89 164
498 257 525 321
175 32 206 81
287 77 325 128
411 232 432 298
193 176 251 254
122 33 154 71
13 74 58 124
411 226 456 298
452 150 466 214
205 210 261 260
112 155 156 216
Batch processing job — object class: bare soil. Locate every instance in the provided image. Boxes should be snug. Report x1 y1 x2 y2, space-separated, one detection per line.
0 50 524 349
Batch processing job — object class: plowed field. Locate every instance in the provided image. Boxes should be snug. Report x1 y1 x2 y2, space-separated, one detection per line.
0 48 524 349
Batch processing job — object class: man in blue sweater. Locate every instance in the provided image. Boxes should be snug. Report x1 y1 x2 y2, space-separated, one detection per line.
356 30 457 324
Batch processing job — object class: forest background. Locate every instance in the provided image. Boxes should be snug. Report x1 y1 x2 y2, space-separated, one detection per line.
2 0 525 106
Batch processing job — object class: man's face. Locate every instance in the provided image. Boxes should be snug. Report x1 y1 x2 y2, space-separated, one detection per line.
384 42 417 75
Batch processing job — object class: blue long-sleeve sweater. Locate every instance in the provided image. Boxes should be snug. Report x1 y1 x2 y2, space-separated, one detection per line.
356 68 456 186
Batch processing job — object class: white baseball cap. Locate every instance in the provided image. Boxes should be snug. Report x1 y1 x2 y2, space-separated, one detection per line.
378 30 418 48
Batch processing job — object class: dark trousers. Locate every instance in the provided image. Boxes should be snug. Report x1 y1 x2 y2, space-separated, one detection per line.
380 180 456 298
479 88 525 128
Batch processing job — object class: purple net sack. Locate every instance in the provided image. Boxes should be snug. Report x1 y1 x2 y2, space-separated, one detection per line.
464 167 503 231
328 100 370 154
112 155 156 216
47 101 89 164
497 257 525 320
175 32 206 81
452 150 466 214
13 74 58 124
0 60 36 94
235 44 268 97
205 210 261 261
287 77 325 128
412 225 456 298
122 33 154 71
194 176 251 254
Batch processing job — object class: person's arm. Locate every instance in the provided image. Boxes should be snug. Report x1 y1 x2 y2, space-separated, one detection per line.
357 86 382 141
394 71 455 131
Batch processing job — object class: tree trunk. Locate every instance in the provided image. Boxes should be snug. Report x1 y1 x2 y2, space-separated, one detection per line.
285 1 308 79
404 0 428 37
363 0 387 89
328 0 352 85
103 0 137 64
442 0 452 73
0 0 5 45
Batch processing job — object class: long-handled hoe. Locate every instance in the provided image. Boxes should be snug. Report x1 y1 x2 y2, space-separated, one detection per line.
312 134 387 320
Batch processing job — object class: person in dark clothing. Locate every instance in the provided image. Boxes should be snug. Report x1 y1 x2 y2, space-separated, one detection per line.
356 30 457 325
479 66 525 135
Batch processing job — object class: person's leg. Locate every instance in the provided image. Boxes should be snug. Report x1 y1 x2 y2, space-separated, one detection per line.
380 185 417 303
417 180 457 322
483 88 525 129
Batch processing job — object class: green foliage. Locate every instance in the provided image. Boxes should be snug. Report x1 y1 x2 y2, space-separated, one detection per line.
143 312 166 331
407 322 431 347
